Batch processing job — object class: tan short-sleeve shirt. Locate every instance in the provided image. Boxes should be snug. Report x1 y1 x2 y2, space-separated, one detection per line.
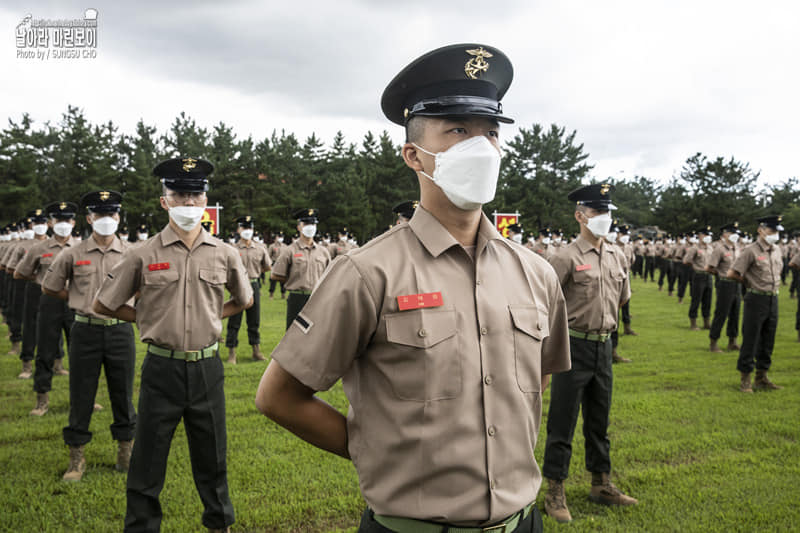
96 224 253 351
0 241 19 267
329 240 353 259
789 251 800 269
268 242 286 263
235 240 271 279
6 238 42 270
549 235 630 334
43 235 130 318
14 236 74 285
731 238 782 292
271 239 331 291
684 243 712 271
707 241 738 275
270 207 570 525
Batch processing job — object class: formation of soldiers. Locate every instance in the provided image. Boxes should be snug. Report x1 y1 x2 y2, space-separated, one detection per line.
0 42 794 533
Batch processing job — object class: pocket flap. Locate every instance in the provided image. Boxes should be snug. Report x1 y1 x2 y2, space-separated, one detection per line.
199 268 226 284
509 304 548 340
143 269 180 285
385 308 457 349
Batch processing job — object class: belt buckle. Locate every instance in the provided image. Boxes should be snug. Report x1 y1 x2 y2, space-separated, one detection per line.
186 350 200 362
483 522 507 532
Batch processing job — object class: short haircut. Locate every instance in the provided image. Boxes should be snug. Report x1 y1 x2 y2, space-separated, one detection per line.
405 116 428 144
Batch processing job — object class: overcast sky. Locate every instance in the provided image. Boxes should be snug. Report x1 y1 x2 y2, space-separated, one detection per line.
2 1 798 186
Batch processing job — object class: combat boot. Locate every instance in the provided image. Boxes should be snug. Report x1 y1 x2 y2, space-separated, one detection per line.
589 472 638 506
702 318 711 330
63 445 86 482
7 341 21 356
612 348 632 364
753 370 782 391
623 324 638 336
93 403 103 412
709 339 723 353
727 337 740 351
689 318 700 331
543 478 572 523
252 344 265 361
740 372 753 393
227 347 236 365
30 392 49 416
54 357 69 375
115 440 133 472
18 360 33 379
677 297 683 304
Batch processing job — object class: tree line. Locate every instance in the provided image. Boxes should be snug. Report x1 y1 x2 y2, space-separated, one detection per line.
1 106 797 241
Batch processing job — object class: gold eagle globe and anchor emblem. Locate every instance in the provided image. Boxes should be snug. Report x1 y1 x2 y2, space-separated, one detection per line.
600 183 611 195
464 47 492 79
99 191 110 201
59 203 67 210
182 157 198 172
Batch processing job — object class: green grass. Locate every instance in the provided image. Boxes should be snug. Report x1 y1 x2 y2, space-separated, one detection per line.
1 276 799 532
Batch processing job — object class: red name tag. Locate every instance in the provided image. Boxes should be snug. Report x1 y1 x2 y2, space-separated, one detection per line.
757 256 766 261
294 253 303 258
75 260 91 266
575 264 592 271
42 253 53 258
397 291 443 311
724 252 731 257
536 249 544 254
148 262 170 271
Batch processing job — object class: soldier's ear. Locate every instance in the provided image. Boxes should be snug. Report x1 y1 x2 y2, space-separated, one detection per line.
402 143 425 173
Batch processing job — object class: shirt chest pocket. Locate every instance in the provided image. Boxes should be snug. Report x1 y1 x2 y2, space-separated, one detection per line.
383 308 459 401
509 304 549 393
143 269 180 287
72 267 96 290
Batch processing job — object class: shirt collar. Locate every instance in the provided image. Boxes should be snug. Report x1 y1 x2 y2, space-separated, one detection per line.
756 237 772 252
237 240 254 249
48 236 73 248
159 223 217 249
84 234 124 253
408 206 502 258
576 234 607 255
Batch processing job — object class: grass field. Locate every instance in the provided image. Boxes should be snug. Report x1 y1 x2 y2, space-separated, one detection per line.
1 275 799 532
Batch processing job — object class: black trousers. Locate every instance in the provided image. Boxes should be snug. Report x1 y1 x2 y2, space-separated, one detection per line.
796 288 800 331
688 271 712 319
33 294 72 393
8 277 25 342
632 255 643 277
63 321 136 446
286 292 311 330
20 281 41 362
737 293 778 374
225 280 261 347
667 261 679 293
0 271 7 316
790 268 798 296
125 354 233 532
643 256 655 281
543 337 612 480
709 279 741 341
268 277 285 296
657 258 670 287
358 507 542 533
677 264 692 299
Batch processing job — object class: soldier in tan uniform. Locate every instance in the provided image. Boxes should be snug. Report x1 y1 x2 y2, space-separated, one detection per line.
683 226 714 330
789 247 800 341
42 191 137 482
706 223 742 353
728 215 783 393
267 231 287 299
256 43 570 533
270 208 331 330
607 222 633 364
225 215 271 364
542 184 636 523
532 227 553 260
94 157 252 533
392 200 418 225
329 227 354 259
2 217 29 355
507 222 524 244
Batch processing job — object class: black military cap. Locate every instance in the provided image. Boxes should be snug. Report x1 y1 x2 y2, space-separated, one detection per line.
27 209 48 224
236 215 254 228
337 227 349 236
618 223 630 235
507 223 522 234
81 190 122 214
393 200 419 220
697 225 713 236
293 208 319 224
609 220 619 233
137 223 148 233
154 157 213 192
720 221 741 235
555 228 564 237
119 225 129 235
381 43 514 126
539 227 552 237
758 215 784 231
18 216 33 228
275 231 285 238
45 201 78 219
568 183 617 211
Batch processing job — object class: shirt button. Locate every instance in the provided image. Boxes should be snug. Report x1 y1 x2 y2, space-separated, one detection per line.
418 328 427 338
480 326 488 335
484 375 493 385
488 426 496 437
490 479 497 490
476 279 482 285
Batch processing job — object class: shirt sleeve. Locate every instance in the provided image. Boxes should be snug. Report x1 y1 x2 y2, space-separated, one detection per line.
261 247 272 272
42 248 72 292
95 253 142 311
731 247 753 276
7 247 25 269
270 255 379 391
619 254 632 304
790 252 800 268
707 247 722 269
684 247 696 263
14 246 39 279
226 248 253 306
547 248 572 287
540 269 571 375
272 246 292 277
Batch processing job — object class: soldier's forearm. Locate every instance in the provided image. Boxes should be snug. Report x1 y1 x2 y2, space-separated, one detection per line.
42 286 68 300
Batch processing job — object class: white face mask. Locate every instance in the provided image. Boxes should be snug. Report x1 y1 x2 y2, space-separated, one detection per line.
728 233 739 244
22 229 35 239
10 231 19 239
554 236 562 243
765 233 780 245
606 232 618 244
54 222 73 237
511 233 522 244
690 237 698 244
679 238 686 244
584 213 613 238
165 199 205 232
702 235 712 244
240 229 254 241
414 135 501 211
277 237 284 243
301 224 317 238
228 238 235 244
542 237 551 245
33 224 48 236
619 234 630 244
92 216 119 236
527 237 535 243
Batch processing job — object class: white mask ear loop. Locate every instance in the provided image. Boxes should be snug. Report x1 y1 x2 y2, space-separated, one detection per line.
412 143 437 181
